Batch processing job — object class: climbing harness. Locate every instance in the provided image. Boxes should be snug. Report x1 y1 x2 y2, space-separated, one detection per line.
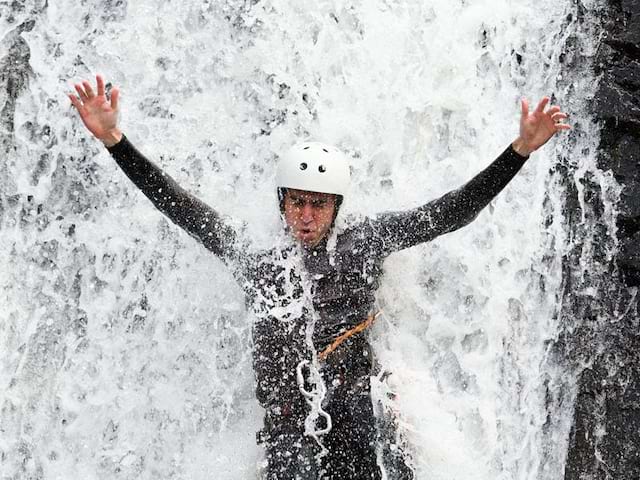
294 311 381 441
319 311 380 361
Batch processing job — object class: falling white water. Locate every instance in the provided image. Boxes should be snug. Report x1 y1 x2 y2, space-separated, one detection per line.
0 0 609 479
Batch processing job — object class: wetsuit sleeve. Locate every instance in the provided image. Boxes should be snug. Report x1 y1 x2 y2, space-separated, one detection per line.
106 135 239 260
368 145 529 255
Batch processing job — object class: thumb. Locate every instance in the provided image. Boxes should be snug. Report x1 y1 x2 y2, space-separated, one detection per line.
520 97 529 119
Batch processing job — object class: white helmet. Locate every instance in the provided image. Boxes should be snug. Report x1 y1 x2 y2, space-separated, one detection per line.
276 141 350 196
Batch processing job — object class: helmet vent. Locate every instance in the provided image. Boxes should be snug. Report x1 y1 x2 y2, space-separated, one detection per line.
303 146 310 150
322 148 329 153
318 165 326 173
299 162 308 170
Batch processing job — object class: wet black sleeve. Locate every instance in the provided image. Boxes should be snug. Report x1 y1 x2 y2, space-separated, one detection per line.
367 145 529 256
106 135 238 260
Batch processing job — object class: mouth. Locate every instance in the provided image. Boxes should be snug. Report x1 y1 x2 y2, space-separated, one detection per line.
298 228 315 241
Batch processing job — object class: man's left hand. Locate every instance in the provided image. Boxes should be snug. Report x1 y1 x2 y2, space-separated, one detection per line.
512 97 570 157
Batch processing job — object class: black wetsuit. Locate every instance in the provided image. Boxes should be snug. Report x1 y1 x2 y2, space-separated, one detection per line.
106 136 528 479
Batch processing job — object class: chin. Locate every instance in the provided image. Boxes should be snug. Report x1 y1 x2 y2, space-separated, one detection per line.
297 235 319 247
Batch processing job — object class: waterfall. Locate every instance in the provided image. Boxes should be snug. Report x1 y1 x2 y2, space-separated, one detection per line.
0 1 613 478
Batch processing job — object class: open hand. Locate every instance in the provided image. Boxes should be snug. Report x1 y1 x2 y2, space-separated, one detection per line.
512 97 570 157
69 75 122 147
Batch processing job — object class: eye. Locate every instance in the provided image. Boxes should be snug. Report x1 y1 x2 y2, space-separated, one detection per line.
299 162 308 170
318 165 326 173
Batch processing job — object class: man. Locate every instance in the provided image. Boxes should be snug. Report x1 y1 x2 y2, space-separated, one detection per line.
69 75 570 479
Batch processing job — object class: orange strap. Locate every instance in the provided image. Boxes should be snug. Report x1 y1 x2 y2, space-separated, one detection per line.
319 312 380 361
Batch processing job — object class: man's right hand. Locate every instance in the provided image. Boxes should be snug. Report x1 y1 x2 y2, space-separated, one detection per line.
69 75 122 147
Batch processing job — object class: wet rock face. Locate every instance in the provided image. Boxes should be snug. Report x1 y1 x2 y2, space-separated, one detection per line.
565 0 640 478
597 0 640 286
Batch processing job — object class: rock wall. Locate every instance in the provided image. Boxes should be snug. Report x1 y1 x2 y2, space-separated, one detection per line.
565 0 640 478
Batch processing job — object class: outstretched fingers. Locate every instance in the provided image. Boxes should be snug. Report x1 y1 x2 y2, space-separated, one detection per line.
96 75 105 97
534 96 550 114
551 111 571 130
82 80 95 98
551 112 568 121
546 105 561 117
74 83 88 101
70 75 119 112
68 93 82 110
110 86 120 111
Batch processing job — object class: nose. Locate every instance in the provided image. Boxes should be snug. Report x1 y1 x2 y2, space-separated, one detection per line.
300 203 314 223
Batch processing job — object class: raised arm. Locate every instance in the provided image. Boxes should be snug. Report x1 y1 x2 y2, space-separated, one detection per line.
69 75 238 260
367 96 570 256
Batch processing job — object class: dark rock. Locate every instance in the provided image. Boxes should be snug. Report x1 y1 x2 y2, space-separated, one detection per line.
565 0 640 477
596 82 640 125
605 133 640 181
608 60 640 92
620 183 640 218
620 231 640 270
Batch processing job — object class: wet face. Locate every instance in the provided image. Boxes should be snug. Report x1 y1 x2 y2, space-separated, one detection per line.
283 189 337 248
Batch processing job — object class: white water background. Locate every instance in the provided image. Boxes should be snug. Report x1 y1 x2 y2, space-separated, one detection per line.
0 0 616 479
